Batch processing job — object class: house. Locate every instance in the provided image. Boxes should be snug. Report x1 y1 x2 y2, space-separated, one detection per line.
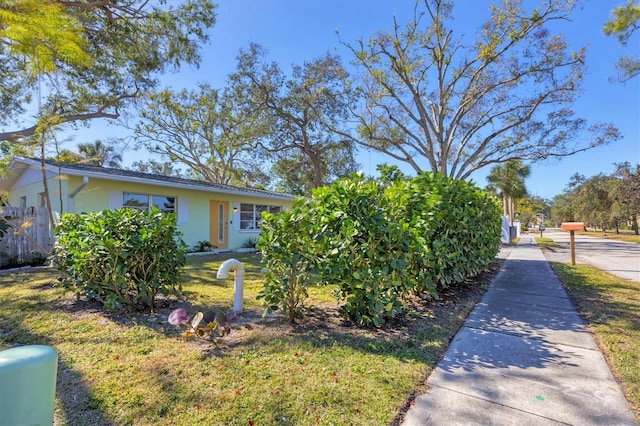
0 156 294 251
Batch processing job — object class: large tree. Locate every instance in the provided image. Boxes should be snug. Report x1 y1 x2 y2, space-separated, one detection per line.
231 44 360 195
134 84 269 187
130 159 184 178
0 0 216 142
343 0 620 179
604 0 640 82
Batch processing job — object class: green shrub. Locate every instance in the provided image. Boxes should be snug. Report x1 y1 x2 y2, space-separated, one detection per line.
389 172 501 292
241 236 258 249
53 208 187 311
191 240 215 252
311 175 419 327
257 172 501 328
257 198 317 322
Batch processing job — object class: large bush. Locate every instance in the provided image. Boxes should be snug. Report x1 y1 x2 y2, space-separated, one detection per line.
257 197 318 322
53 208 187 311
258 172 501 327
389 172 502 292
310 177 422 327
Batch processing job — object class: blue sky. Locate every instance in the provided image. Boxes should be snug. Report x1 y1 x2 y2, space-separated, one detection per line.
73 0 639 200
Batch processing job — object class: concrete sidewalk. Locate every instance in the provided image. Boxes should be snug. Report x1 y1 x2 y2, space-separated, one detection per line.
402 236 638 425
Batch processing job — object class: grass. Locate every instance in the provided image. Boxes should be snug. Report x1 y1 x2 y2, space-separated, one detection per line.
548 262 640 419
0 253 498 426
576 231 640 244
535 237 561 250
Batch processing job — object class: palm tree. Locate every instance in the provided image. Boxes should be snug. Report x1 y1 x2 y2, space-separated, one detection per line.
77 140 123 168
487 160 531 226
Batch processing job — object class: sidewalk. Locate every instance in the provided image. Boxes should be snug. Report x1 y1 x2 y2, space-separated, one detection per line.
402 235 638 425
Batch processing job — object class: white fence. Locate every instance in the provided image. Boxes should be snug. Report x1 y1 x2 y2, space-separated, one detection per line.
0 207 51 268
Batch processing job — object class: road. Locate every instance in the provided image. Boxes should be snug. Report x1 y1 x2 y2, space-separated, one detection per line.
530 228 640 282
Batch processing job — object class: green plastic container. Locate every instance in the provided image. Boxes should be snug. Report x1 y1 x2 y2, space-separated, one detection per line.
0 345 58 426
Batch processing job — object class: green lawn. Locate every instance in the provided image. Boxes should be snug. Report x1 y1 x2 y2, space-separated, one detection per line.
549 262 640 420
0 253 497 425
576 231 640 244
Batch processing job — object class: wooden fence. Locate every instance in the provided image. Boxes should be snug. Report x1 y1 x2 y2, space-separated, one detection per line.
0 207 51 268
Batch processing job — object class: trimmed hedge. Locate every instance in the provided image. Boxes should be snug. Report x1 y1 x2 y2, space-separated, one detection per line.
258 172 501 327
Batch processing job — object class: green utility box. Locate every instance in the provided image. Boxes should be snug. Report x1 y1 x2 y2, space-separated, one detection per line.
0 345 58 426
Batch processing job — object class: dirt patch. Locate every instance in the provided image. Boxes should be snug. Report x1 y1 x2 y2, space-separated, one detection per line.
54 258 505 344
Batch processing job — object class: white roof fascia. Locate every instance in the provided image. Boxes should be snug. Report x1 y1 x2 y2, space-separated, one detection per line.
11 156 292 201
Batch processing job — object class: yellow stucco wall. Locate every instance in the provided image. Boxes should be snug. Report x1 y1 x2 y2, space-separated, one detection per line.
7 169 293 250
66 176 292 249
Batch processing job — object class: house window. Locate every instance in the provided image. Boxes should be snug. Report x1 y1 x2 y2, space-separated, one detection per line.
239 203 281 230
19 196 27 208
37 192 47 208
123 193 176 213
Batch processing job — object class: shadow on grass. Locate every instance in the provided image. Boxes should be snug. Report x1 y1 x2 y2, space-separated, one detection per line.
1 256 504 425
0 322 114 425
550 262 640 333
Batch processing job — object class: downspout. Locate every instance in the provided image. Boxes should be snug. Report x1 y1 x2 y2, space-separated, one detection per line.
68 176 89 213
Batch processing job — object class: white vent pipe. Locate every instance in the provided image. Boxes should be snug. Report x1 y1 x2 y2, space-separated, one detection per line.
216 258 245 313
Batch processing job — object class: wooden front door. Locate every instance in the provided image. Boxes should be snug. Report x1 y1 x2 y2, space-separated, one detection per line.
209 200 228 249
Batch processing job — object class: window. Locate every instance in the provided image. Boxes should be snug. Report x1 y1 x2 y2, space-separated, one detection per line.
37 192 46 208
239 203 281 230
123 193 176 213
19 196 27 208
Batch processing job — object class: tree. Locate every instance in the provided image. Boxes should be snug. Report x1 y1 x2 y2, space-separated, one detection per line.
0 0 216 143
49 148 83 164
130 159 184 178
575 174 615 232
611 162 640 233
133 84 269 187
486 160 530 226
0 0 92 76
77 139 122 168
343 0 620 179
603 0 640 82
516 195 550 230
231 44 360 196
550 172 584 224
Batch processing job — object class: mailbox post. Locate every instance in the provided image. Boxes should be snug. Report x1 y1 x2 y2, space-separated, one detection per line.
561 222 584 265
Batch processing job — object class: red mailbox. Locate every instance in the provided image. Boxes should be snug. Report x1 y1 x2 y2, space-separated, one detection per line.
561 222 584 231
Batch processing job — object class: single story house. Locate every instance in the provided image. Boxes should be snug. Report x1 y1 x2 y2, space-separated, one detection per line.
0 156 294 251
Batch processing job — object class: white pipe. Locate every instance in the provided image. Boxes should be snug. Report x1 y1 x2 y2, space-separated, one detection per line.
68 176 89 213
216 258 245 313
69 176 89 198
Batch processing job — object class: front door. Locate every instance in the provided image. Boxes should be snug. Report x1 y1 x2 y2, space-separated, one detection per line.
209 200 228 249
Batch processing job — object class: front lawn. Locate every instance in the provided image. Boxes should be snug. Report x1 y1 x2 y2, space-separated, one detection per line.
0 253 500 425
576 231 640 244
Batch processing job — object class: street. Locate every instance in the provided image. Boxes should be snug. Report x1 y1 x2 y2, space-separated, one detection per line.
533 228 640 282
